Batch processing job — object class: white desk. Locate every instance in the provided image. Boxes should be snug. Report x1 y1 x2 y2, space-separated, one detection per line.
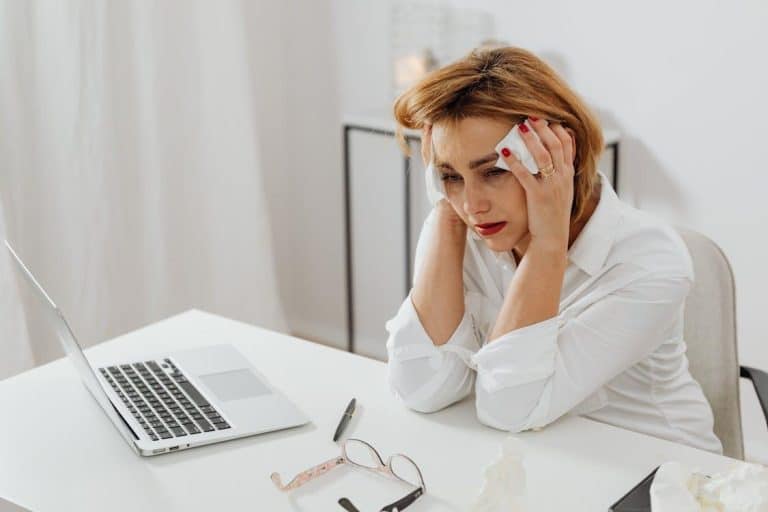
1 310 738 511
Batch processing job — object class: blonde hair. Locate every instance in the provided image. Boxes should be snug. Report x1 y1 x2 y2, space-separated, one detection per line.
393 46 603 224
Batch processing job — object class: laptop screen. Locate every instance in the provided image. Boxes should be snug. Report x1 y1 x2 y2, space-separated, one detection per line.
5 240 140 449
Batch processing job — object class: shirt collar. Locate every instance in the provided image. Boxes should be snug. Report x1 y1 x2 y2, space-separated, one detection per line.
566 171 623 275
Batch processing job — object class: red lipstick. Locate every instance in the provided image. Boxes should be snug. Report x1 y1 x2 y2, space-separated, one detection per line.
475 222 507 237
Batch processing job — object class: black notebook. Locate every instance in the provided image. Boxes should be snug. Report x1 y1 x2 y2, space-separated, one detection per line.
608 467 659 512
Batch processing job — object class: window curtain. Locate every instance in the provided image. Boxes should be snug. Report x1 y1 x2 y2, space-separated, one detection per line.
0 0 288 379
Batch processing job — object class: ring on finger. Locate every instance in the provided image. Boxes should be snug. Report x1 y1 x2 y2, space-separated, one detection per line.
539 163 556 178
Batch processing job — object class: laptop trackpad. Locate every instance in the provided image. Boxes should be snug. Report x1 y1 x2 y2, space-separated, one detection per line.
199 369 272 402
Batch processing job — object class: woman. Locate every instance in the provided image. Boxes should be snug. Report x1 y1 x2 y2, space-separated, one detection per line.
385 46 722 454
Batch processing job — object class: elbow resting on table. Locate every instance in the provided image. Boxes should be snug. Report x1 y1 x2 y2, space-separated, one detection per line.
474 377 551 433
400 395 452 414
389 381 464 414
386 361 475 414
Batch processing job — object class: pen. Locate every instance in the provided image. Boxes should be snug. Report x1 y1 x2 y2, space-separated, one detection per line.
332 398 356 442
338 497 361 512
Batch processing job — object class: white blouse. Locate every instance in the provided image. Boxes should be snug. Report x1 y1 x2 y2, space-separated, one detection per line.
385 172 722 454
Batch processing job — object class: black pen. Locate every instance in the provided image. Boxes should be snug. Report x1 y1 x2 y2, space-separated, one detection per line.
332 398 356 442
338 497 361 512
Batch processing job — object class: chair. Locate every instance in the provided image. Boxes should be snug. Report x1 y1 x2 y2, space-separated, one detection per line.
677 227 768 460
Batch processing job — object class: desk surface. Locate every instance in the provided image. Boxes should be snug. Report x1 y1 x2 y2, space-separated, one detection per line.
1 310 736 511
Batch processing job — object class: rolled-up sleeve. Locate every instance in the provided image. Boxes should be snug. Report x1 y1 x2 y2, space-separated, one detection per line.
472 272 692 433
385 293 479 413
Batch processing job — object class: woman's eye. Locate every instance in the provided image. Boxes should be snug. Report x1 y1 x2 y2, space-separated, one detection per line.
485 167 508 178
440 173 462 183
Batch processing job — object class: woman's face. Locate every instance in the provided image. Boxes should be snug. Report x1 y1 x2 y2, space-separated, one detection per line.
431 117 529 253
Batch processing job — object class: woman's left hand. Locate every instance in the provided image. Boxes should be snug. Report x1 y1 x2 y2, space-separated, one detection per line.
499 118 576 252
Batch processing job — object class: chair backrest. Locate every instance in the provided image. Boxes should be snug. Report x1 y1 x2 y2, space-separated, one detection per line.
676 227 743 459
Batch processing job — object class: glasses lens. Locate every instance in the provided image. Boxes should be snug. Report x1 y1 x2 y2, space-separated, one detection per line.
344 439 382 469
390 454 423 488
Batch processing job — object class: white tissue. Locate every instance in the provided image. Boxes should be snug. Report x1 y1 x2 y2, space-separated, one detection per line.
425 162 446 206
650 462 705 512
493 122 541 175
470 436 527 512
651 460 768 511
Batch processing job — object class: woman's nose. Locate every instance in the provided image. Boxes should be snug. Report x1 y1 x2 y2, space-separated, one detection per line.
462 183 490 216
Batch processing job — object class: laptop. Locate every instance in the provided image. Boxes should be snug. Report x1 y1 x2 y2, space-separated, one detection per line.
5 240 309 456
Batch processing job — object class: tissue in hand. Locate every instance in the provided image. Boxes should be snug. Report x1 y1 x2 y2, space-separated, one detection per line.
470 436 527 512
425 162 447 206
493 122 541 175
650 460 768 511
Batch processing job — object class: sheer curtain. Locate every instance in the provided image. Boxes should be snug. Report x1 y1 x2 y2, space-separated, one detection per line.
0 1 288 379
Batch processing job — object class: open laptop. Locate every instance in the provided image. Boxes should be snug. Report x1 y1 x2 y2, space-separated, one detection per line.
5 240 309 456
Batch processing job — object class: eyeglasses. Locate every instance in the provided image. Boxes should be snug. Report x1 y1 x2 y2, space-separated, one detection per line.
271 438 426 512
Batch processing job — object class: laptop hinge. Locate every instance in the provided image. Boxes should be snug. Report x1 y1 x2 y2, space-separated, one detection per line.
110 402 140 440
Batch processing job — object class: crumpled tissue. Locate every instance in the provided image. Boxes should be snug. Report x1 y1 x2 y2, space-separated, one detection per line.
651 460 768 511
470 436 527 512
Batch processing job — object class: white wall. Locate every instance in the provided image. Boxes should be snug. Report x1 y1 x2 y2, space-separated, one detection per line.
330 0 768 458
246 0 347 348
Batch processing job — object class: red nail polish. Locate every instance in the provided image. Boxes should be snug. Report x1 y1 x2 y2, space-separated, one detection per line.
501 147 511 157
519 123 529 134
529 116 539 122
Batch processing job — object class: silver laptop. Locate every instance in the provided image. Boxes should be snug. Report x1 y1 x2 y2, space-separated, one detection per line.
5 240 309 456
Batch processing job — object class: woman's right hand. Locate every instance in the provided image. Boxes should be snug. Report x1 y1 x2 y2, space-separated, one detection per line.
435 199 467 243
422 124 467 244
411 125 467 345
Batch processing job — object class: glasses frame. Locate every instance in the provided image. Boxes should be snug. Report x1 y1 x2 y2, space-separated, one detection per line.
271 438 426 510
340 485 425 512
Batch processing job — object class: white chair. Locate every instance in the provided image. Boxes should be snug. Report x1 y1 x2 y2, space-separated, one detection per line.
677 227 768 460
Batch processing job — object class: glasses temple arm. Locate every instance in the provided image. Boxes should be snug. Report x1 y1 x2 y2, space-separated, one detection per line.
380 486 424 512
271 456 346 491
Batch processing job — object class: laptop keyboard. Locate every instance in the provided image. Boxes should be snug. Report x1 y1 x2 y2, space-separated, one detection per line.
99 358 230 442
